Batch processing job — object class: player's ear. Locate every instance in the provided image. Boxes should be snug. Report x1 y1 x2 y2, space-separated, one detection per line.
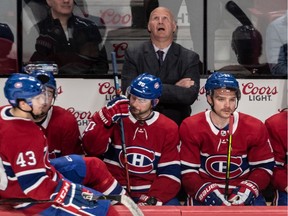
18 100 31 111
172 21 177 33
152 99 159 107
46 0 52 7
206 95 213 106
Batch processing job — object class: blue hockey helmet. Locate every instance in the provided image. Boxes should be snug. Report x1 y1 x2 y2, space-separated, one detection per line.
127 73 162 99
30 69 57 90
205 72 241 100
4 73 43 106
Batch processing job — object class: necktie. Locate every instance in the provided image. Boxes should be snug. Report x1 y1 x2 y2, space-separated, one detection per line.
157 50 164 66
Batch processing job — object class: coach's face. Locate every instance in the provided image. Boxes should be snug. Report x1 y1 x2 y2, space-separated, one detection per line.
148 7 177 43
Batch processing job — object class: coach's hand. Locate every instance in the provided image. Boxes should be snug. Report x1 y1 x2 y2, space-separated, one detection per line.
98 95 129 126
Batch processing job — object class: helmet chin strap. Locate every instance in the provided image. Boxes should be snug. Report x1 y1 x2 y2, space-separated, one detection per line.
32 111 48 121
132 109 154 122
207 97 215 113
33 104 54 122
17 104 46 120
210 103 217 114
30 111 46 120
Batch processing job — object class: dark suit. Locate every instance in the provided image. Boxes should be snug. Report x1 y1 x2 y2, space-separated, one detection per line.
121 40 200 125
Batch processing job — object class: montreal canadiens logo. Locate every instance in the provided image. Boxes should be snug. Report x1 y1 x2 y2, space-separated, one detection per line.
205 155 243 179
14 82 23 89
119 146 155 174
154 82 160 89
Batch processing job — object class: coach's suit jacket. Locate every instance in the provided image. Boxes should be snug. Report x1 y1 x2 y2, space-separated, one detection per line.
122 40 200 125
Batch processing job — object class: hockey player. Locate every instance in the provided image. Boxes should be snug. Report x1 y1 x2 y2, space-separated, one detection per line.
265 110 287 206
31 69 84 158
30 69 126 197
0 73 114 215
82 73 181 205
179 72 275 206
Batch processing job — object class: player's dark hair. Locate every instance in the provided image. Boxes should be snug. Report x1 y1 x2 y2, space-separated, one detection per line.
231 25 262 65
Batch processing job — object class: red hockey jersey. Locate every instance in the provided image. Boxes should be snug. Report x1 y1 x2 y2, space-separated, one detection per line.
265 111 287 191
82 111 181 203
38 106 84 158
180 110 275 198
0 106 61 214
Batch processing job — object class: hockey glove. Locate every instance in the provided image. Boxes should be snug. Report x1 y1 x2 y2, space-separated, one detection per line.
52 179 97 209
98 95 129 126
138 194 163 206
195 183 231 206
228 180 259 205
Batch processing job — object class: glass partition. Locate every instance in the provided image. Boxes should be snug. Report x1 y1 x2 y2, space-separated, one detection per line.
209 0 287 77
0 0 286 77
0 0 18 75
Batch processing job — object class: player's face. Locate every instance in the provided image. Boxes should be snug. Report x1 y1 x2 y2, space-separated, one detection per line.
148 7 177 42
47 0 74 17
30 90 49 116
129 94 153 120
42 87 55 114
209 88 237 119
